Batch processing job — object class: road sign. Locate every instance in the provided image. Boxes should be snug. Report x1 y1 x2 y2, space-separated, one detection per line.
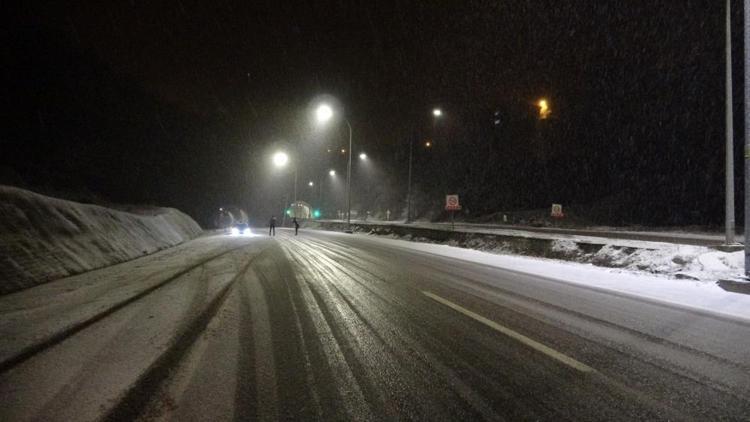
445 194 461 211
551 203 564 218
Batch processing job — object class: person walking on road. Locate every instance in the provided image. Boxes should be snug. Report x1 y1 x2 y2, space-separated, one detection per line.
293 217 300 235
269 216 276 236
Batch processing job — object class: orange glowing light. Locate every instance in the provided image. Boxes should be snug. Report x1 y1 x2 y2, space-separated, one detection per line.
538 99 550 119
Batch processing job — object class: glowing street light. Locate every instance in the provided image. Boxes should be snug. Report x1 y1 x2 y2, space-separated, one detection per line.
359 152 367 160
408 109 443 223
538 98 551 119
272 151 289 167
308 181 314 187
329 169 336 176
271 150 298 204
315 101 354 228
316 104 333 124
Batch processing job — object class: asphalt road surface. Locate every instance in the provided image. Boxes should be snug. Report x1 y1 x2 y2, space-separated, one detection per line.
2 228 750 421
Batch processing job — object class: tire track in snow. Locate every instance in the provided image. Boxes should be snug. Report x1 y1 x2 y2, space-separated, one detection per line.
0 242 254 374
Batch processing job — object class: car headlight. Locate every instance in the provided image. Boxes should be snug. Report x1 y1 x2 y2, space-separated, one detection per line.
230 227 240 236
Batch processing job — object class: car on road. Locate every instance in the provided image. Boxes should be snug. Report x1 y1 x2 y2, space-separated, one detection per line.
230 222 251 236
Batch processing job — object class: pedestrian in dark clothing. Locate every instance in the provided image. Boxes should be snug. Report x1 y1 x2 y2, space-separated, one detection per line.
293 217 300 235
269 216 276 236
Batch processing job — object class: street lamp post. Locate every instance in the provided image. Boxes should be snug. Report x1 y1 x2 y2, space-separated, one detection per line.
724 0 738 249
407 132 414 223
744 0 750 276
325 169 336 219
407 109 442 223
345 120 352 227
272 151 297 223
316 103 354 229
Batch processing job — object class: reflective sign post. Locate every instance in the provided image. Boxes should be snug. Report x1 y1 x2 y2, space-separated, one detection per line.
445 194 461 231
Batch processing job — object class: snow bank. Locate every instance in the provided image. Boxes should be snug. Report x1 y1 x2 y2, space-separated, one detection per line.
346 234 750 321
310 220 744 281
447 235 744 281
0 185 202 294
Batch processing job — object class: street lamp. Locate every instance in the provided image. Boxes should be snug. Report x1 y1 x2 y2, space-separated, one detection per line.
407 109 442 223
272 151 289 167
359 152 367 160
320 169 339 220
271 150 297 204
308 181 314 187
316 104 333 124
538 99 551 119
315 102 354 229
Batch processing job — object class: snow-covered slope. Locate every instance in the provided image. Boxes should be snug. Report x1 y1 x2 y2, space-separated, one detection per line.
0 185 202 294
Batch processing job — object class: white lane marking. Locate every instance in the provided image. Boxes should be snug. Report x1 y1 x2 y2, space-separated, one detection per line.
422 291 596 374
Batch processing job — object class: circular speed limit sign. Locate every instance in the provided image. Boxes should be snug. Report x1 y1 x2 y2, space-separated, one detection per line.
445 195 461 210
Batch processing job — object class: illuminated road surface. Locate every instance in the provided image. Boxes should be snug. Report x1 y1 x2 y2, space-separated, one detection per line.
2 229 750 421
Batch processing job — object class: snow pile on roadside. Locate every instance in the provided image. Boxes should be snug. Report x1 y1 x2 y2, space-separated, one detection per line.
516 238 742 281
371 229 744 281
588 244 742 281
550 239 581 255
348 233 750 321
0 185 202 294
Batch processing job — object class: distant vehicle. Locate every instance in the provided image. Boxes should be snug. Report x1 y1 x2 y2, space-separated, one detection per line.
230 222 251 236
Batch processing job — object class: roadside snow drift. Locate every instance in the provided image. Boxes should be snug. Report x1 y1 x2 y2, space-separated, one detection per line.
309 221 744 281
0 185 202 294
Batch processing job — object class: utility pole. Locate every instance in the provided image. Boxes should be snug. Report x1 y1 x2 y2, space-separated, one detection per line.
345 120 353 229
293 166 298 204
725 0 738 247
406 132 414 223
744 0 750 275
281 193 288 228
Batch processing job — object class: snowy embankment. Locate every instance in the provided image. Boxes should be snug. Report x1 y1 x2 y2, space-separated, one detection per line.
546 239 744 281
347 234 750 321
309 220 744 282
443 235 742 282
0 185 202 294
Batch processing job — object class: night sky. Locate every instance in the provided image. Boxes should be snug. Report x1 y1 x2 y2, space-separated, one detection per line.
2 1 743 227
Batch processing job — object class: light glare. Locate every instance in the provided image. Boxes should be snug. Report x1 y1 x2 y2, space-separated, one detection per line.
433 108 442 117
272 151 289 167
316 104 333 123
538 99 550 119
359 153 367 160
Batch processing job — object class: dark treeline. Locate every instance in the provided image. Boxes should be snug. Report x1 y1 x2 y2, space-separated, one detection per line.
337 1 743 227
3 1 744 228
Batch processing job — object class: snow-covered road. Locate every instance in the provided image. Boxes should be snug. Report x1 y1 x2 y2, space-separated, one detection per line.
2 229 750 421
